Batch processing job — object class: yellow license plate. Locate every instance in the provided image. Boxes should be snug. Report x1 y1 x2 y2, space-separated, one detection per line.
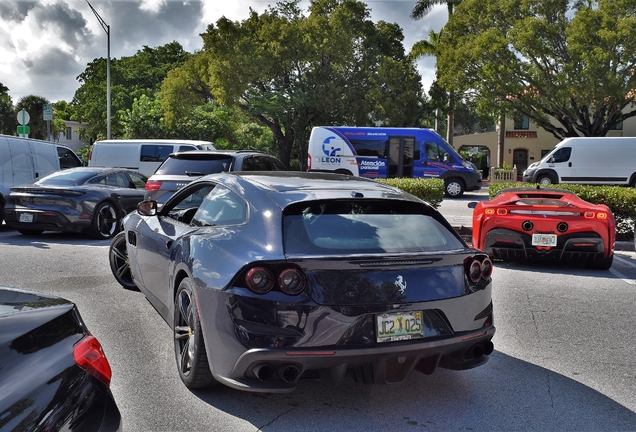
376 311 424 343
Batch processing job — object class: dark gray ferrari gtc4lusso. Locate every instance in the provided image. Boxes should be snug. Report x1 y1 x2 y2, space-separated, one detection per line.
109 171 495 392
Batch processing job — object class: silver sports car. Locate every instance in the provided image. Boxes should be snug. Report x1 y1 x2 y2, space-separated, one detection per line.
109 171 495 392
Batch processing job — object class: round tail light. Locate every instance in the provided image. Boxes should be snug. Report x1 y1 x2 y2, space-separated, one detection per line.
278 268 306 295
245 267 274 294
481 258 493 279
468 260 482 284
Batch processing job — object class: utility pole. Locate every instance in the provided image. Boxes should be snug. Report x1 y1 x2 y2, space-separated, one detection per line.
85 0 111 139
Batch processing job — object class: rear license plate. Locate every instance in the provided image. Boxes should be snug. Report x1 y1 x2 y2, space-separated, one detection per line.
19 213 33 223
376 311 424 343
532 233 557 246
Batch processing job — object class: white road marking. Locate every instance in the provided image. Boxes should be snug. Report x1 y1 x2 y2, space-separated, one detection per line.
609 268 636 285
614 254 636 268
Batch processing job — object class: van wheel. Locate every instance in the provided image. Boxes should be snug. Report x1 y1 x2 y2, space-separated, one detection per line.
445 179 465 198
86 201 119 240
537 173 557 185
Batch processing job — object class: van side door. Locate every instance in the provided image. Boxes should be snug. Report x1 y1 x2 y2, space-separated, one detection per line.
7 138 35 186
546 146 573 183
56 146 82 169
387 136 415 178
419 141 453 178
29 140 58 178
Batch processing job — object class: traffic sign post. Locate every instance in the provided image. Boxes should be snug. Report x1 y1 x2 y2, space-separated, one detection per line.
43 104 53 141
17 109 30 138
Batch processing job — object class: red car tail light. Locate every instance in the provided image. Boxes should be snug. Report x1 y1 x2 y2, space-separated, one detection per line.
596 212 608 219
73 335 112 387
496 208 508 215
245 267 275 294
584 211 595 219
278 268 306 295
485 209 495 215
145 180 163 191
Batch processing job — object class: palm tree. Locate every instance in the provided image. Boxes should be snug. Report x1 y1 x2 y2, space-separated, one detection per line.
410 0 463 146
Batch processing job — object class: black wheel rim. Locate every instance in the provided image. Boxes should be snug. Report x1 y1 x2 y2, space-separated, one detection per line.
97 204 117 237
110 235 133 286
174 290 195 377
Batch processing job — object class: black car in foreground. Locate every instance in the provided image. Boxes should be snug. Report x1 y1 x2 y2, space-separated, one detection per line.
4 167 147 239
143 150 287 205
0 285 122 431
110 171 495 393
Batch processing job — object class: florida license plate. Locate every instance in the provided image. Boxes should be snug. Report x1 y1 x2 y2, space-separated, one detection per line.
532 233 557 246
376 311 424 343
19 213 33 223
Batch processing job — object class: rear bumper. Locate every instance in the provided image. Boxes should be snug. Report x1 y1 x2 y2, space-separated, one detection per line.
4 209 89 233
484 228 609 261
212 326 496 393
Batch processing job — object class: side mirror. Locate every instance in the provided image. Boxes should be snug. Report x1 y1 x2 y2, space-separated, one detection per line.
137 200 157 216
467 202 477 209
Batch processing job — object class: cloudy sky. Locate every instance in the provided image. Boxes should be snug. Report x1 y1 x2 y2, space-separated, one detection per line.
0 0 448 105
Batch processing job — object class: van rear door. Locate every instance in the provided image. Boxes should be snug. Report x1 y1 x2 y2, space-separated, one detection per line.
7 138 35 186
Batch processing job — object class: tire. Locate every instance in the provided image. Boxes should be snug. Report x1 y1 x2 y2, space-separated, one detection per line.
586 254 613 270
108 232 137 290
536 173 557 185
86 201 119 240
18 229 44 235
444 178 465 198
174 278 217 389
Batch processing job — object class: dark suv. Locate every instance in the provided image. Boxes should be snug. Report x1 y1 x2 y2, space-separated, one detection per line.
144 150 287 204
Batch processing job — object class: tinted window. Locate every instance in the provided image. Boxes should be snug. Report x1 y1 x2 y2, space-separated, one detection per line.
140 145 174 162
283 200 462 255
37 170 98 186
191 186 245 226
550 147 571 163
57 147 81 169
154 156 234 175
349 139 386 157
178 145 196 152
128 173 147 189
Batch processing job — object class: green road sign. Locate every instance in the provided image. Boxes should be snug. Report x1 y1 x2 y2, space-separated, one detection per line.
17 125 30 135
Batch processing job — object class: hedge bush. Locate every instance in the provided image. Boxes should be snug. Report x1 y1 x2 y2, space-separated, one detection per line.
488 182 636 239
376 178 445 209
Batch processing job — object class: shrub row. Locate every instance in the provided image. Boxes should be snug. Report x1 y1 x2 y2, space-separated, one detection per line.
489 182 636 238
376 178 445 209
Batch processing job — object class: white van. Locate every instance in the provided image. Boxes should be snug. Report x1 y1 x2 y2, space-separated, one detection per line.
0 134 82 224
88 139 216 176
522 137 636 186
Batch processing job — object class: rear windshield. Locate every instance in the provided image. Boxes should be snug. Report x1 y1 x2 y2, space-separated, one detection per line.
35 170 99 186
154 156 234 176
283 200 463 255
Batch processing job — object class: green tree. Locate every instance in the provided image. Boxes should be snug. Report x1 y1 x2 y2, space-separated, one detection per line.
0 82 17 135
15 95 50 140
438 0 636 139
120 94 166 139
199 0 424 168
72 42 191 141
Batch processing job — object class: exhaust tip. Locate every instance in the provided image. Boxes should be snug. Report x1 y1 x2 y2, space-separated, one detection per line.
522 221 534 231
253 364 274 381
557 222 568 233
280 365 299 382
471 344 485 359
483 341 494 355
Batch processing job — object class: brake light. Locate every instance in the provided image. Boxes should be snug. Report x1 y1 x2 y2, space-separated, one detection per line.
145 180 163 191
307 154 312 170
245 266 307 295
73 335 112 387
464 256 493 284
485 209 495 215
596 212 608 219
496 208 508 215
584 211 594 218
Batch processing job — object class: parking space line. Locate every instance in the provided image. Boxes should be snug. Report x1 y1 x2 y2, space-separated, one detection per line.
609 268 636 285
615 255 636 268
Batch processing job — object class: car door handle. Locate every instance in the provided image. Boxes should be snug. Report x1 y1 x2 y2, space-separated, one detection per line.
568 162 572 167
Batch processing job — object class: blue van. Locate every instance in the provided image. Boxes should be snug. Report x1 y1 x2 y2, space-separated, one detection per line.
307 126 482 197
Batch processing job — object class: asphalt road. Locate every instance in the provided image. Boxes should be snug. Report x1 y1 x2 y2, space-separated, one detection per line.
1 218 636 431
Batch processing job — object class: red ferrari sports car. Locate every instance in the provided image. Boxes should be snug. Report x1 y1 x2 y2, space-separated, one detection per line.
470 187 615 269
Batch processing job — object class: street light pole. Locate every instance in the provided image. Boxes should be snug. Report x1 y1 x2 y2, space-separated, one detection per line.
84 0 111 140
